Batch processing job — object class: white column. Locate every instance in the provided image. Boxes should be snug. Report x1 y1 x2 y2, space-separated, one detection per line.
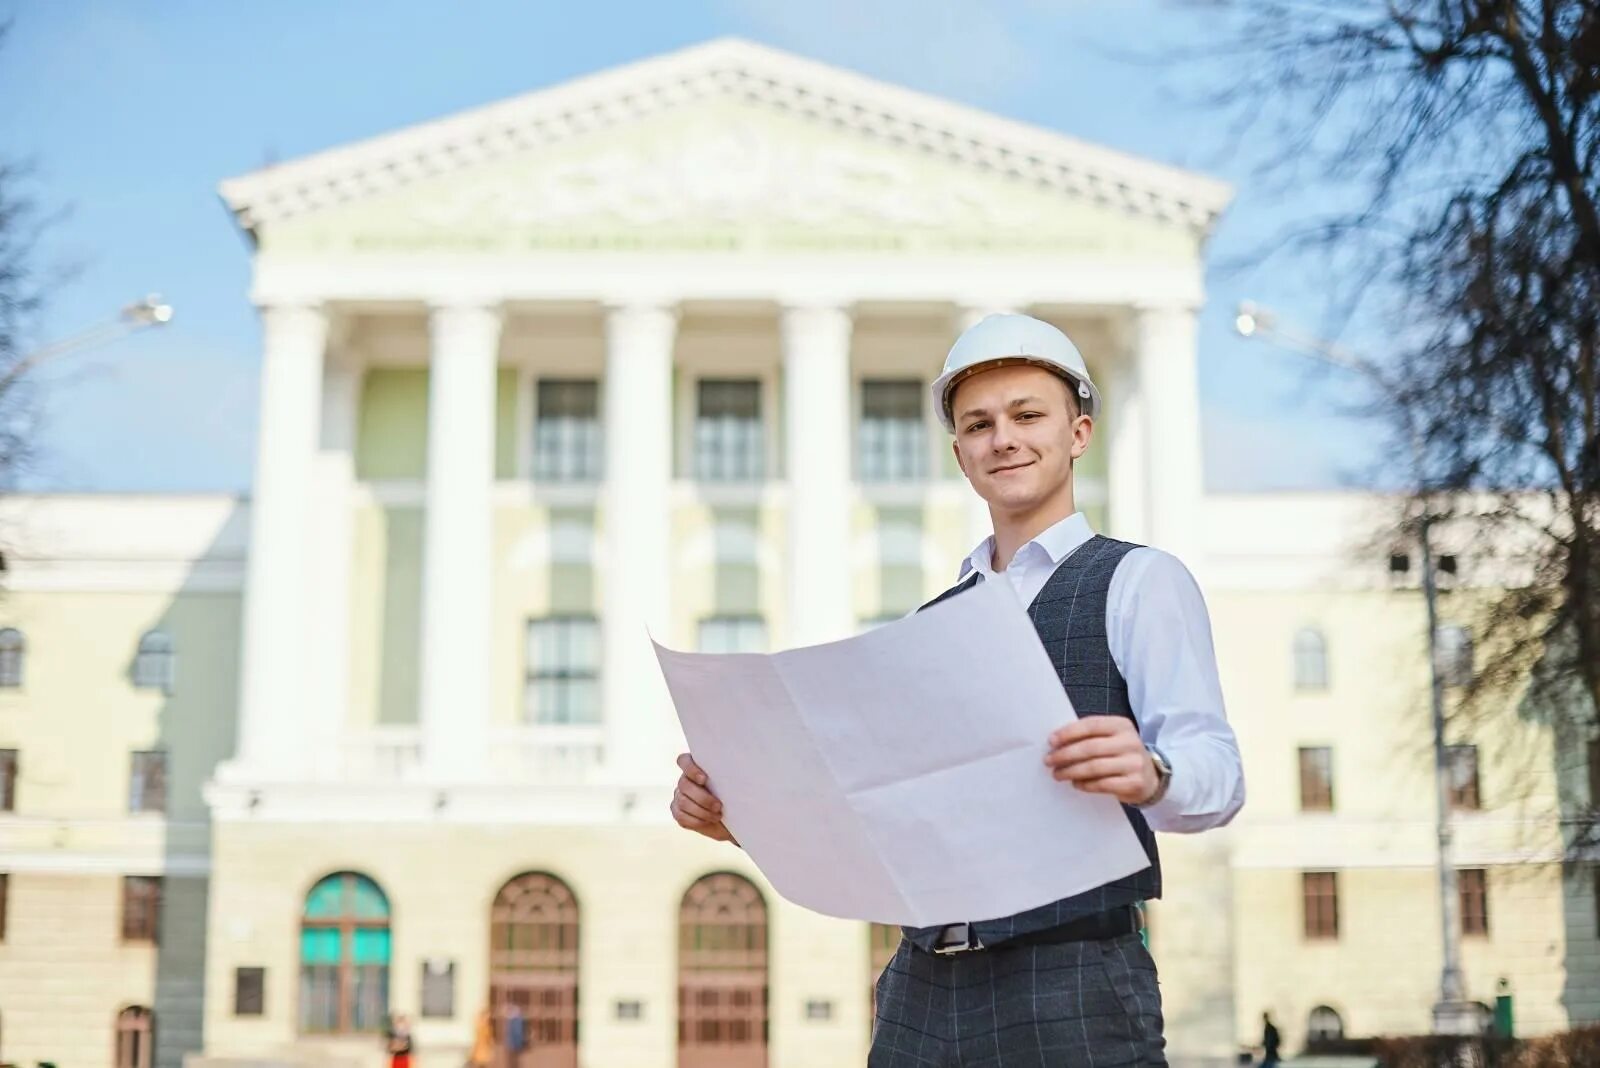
956 306 1012 555
419 304 502 781
1136 304 1205 566
234 304 327 776
1105 343 1150 544
601 303 678 787
306 357 361 780
783 304 855 647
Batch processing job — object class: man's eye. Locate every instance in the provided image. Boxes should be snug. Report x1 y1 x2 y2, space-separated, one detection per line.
1017 412 1042 420
965 421 989 433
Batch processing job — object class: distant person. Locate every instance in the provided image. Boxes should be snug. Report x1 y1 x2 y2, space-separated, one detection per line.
470 1006 494 1068
385 1012 414 1068
504 1003 528 1058
1260 1011 1282 1068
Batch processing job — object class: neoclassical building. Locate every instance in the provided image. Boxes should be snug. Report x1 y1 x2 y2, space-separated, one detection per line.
0 38 1593 1068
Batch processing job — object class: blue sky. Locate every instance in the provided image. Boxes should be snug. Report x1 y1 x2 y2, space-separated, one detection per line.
0 0 1381 494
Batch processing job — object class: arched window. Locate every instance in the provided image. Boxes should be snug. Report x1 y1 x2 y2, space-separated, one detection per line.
679 873 767 1068
489 872 579 1066
300 872 389 1034
0 629 24 688
1293 627 1329 692
133 630 175 692
1307 1005 1344 1048
114 1005 155 1068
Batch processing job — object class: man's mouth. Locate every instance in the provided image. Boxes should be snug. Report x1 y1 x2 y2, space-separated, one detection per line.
990 461 1034 475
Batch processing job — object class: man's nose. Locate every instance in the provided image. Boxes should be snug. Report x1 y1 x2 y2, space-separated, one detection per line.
990 418 1021 452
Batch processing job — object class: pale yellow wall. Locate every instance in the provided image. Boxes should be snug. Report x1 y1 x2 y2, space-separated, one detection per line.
349 504 424 728
0 588 240 820
205 821 872 1068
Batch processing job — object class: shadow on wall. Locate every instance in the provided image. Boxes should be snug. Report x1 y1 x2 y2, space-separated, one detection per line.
139 504 245 1068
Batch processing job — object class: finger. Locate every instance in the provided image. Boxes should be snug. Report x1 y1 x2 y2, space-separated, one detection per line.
1073 774 1145 799
675 790 721 825
1048 717 1130 748
676 753 709 786
677 776 723 813
1043 736 1132 767
1052 755 1141 782
670 797 716 830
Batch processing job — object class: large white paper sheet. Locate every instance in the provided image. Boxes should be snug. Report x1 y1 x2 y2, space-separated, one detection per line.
653 577 1150 927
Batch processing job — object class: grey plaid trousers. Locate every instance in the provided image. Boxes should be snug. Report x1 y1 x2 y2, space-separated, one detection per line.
870 933 1167 1067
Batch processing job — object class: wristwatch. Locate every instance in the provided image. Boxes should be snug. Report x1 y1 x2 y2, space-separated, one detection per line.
1137 745 1173 808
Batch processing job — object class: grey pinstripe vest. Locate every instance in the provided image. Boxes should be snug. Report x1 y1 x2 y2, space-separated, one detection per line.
904 534 1161 951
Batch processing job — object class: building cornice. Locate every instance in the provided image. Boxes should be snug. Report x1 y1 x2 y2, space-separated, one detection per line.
219 37 1232 240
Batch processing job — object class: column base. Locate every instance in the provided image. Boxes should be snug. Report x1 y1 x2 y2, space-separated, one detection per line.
1431 999 1486 1036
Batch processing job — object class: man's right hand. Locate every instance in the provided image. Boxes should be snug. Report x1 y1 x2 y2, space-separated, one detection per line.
671 753 737 844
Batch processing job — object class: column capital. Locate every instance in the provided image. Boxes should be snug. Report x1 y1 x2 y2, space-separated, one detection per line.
604 301 680 331
780 303 852 348
258 302 329 341
428 301 504 332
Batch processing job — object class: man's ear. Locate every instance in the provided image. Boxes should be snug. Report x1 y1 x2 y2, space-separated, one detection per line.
1070 414 1094 460
951 438 967 476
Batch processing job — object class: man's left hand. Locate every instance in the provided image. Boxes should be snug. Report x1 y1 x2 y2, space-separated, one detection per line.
1044 717 1159 806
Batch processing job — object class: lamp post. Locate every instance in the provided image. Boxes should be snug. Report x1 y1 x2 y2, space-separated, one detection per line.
1234 301 1480 1037
3 294 174 393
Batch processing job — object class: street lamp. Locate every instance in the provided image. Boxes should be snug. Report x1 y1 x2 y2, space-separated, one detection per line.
2 294 174 394
1233 301 1481 1038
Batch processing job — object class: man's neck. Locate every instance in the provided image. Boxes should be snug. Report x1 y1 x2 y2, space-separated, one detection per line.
988 488 1077 572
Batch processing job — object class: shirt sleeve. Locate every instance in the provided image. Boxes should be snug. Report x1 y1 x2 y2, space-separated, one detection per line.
1107 548 1246 833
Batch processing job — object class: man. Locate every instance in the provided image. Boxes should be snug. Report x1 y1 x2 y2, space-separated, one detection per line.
1261 1011 1282 1067
672 313 1245 1066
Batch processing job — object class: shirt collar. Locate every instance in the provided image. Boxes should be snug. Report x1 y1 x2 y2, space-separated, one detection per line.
959 511 1095 580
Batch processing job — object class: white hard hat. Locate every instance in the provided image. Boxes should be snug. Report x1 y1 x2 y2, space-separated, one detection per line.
931 313 1100 433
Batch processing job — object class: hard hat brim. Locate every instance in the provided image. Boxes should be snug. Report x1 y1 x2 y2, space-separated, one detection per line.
933 356 1100 433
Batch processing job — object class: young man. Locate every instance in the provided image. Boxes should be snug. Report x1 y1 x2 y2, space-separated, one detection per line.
671 313 1245 1066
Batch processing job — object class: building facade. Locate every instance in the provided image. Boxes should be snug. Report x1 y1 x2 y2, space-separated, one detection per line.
0 38 1594 1068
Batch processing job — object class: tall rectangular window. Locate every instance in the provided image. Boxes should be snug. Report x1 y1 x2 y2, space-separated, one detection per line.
1447 745 1482 811
0 749 15 812
0 873 8 941
122 875 162 942
1298 747 1334 812
1302 871 1339 939
1459 868 1489 936
534 379 602 482
695 379 763 481
698 616 768 654
525 617 600 725
128 751 167 813
859 379 926 482
235 966 265 1016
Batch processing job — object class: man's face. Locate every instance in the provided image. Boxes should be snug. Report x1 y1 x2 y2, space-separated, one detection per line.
949 364 1092 513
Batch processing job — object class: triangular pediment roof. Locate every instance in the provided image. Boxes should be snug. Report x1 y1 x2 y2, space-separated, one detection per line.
220 37 1231 240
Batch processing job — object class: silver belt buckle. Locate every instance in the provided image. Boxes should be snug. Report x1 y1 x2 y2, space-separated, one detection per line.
932 923 982 955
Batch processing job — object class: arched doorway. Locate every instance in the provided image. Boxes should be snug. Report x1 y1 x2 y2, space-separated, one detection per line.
299 872 391 1033
678 873 767 1068
113 1005 154 1068
489 872 579 1068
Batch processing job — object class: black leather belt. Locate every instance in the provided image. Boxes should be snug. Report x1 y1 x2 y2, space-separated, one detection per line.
924 906 1140 955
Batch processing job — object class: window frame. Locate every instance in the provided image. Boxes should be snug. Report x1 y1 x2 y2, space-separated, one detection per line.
1302 871 1340 940
697 616 769 655
533 377 603 483
858 378 927 483
694 378 765 483
0 749 15 813
524 616 601 726
1446 744 1482 811
234 965 265 1016
132 630 176 693
121 875 162 943
1459 868 1490 936
128 751 168 814
1298 746 1335 812
0 628 23 688
1292 627 1329 692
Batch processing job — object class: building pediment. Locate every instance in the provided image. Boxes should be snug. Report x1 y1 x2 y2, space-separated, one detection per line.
222 38 1230 258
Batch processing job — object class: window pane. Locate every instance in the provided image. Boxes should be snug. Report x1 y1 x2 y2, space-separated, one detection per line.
0 628 24 688
421 959 455 1018
860 380 926 482
527 617 600 725
696 379 763 481
1459 868 1489 935
0 749 15 812
1447 745 1481 810
699 617 767 654
235 966 265 1016
535 379 602 482
1299 747 1334 811
129 752 167 813
1302 872 1339 939
1293 628 1328 691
